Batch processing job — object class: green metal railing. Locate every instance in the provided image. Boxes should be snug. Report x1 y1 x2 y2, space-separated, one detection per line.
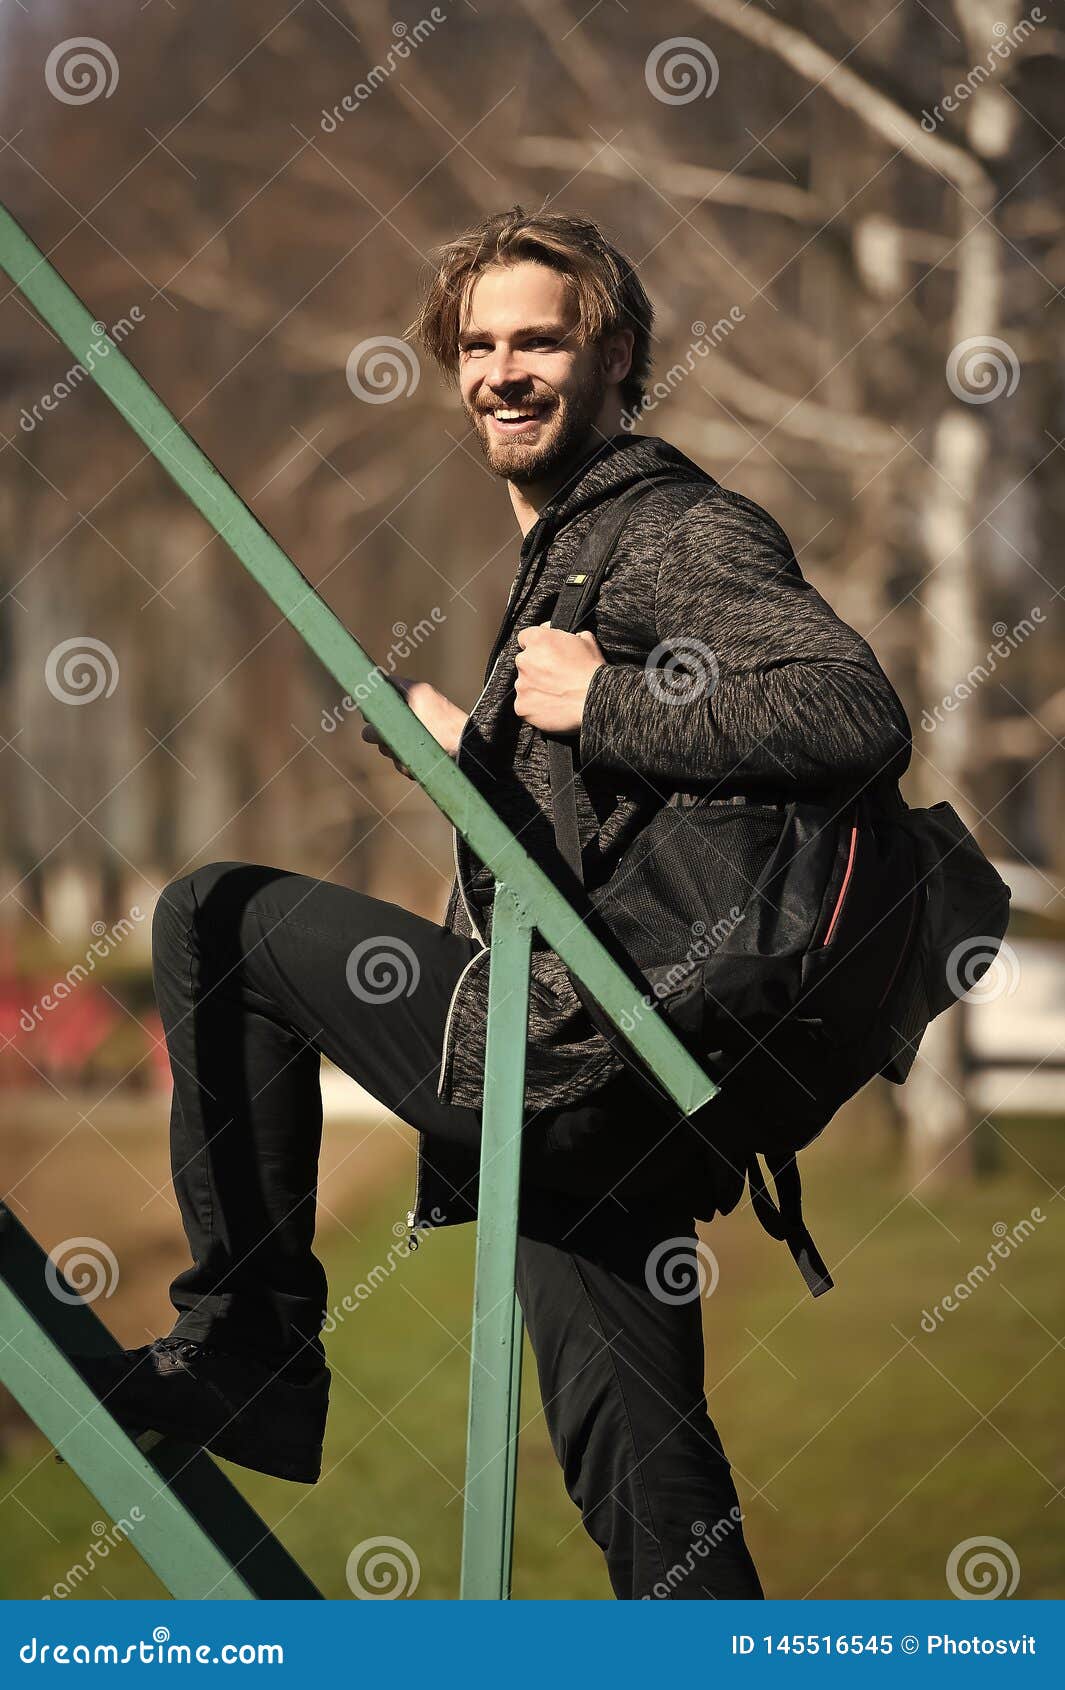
0 202 717 1600
0 1204 322 1598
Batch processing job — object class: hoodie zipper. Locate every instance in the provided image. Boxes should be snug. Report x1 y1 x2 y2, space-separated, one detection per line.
435 947 488 1100
408 649 507 1237
409 449 690 1239
411 509 555 1236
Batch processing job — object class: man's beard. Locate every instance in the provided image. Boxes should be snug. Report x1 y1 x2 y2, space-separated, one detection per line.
466 365 608 485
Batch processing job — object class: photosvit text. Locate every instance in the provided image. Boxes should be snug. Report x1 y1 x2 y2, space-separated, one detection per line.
730 1634 1037 1657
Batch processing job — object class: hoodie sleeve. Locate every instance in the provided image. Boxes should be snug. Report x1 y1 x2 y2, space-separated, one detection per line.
579 486 911 793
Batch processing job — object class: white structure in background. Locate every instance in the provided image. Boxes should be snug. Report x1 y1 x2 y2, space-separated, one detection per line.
968 862 1065 1116
320 1061 394 1124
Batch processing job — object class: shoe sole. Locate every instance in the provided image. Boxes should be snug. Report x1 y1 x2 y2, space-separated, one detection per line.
205 1421 322 1484
110 1401 323 1484
74 1353 326 1483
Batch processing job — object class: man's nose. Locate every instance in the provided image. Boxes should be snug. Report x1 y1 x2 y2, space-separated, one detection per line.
483 350 529 394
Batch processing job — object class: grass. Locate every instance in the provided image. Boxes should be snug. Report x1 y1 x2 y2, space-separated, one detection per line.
1 1100 1062 1601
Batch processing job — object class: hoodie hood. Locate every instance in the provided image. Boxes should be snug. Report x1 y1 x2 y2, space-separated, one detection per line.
480 433 716 680
522 431 716 557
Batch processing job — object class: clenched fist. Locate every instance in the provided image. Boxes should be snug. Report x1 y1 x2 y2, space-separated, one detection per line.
361 676 467 777
514 623 606 736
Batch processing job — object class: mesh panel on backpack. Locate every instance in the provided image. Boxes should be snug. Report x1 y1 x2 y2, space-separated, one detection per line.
592 802 786 969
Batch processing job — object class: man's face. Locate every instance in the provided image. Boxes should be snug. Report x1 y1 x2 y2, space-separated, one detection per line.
457 261 630 485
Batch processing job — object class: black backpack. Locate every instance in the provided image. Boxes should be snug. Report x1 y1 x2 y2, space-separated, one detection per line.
545 479 1012 1297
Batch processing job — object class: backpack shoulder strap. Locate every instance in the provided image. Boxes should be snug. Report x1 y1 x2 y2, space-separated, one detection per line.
547 474 692 884
542 474 694 1083
550 476 676 640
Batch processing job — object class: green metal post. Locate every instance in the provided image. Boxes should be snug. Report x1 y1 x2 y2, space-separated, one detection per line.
460 885 531 1599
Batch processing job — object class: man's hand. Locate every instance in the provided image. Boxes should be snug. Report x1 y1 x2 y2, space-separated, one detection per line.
514 624 606 735
361 677 468 777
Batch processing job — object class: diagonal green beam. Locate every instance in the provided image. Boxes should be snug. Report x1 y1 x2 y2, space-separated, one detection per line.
0 201 716 1117
0 1204 322 1599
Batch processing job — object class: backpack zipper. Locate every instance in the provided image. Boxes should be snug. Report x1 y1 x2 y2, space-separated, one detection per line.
822 821 859 946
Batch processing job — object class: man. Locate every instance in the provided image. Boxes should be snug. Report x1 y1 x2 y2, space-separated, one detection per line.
77 207 911 1600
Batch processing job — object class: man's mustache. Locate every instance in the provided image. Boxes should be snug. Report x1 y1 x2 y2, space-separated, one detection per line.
475 394 555 414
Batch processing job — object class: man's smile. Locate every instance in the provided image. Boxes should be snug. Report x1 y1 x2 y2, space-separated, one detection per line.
481 398 555 436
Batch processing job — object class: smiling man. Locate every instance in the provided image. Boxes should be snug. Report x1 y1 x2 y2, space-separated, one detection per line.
76 207 911 1601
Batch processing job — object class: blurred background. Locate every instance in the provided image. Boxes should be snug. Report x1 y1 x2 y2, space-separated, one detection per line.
0 0 1063 1600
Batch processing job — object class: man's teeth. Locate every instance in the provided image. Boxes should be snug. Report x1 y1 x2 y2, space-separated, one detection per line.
494 407 543 420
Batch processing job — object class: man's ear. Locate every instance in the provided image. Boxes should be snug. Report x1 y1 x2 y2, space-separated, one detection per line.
601 328 635 389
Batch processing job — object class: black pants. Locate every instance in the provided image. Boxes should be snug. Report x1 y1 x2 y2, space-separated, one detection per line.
154 860 763 1600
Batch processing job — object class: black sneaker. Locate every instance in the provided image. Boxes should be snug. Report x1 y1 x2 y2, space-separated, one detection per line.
73 1337 329 1484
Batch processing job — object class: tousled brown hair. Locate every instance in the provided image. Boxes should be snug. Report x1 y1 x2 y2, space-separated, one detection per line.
405 205 654 415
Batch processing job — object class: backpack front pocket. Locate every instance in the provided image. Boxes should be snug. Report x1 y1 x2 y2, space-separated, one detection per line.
590 799 788 972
